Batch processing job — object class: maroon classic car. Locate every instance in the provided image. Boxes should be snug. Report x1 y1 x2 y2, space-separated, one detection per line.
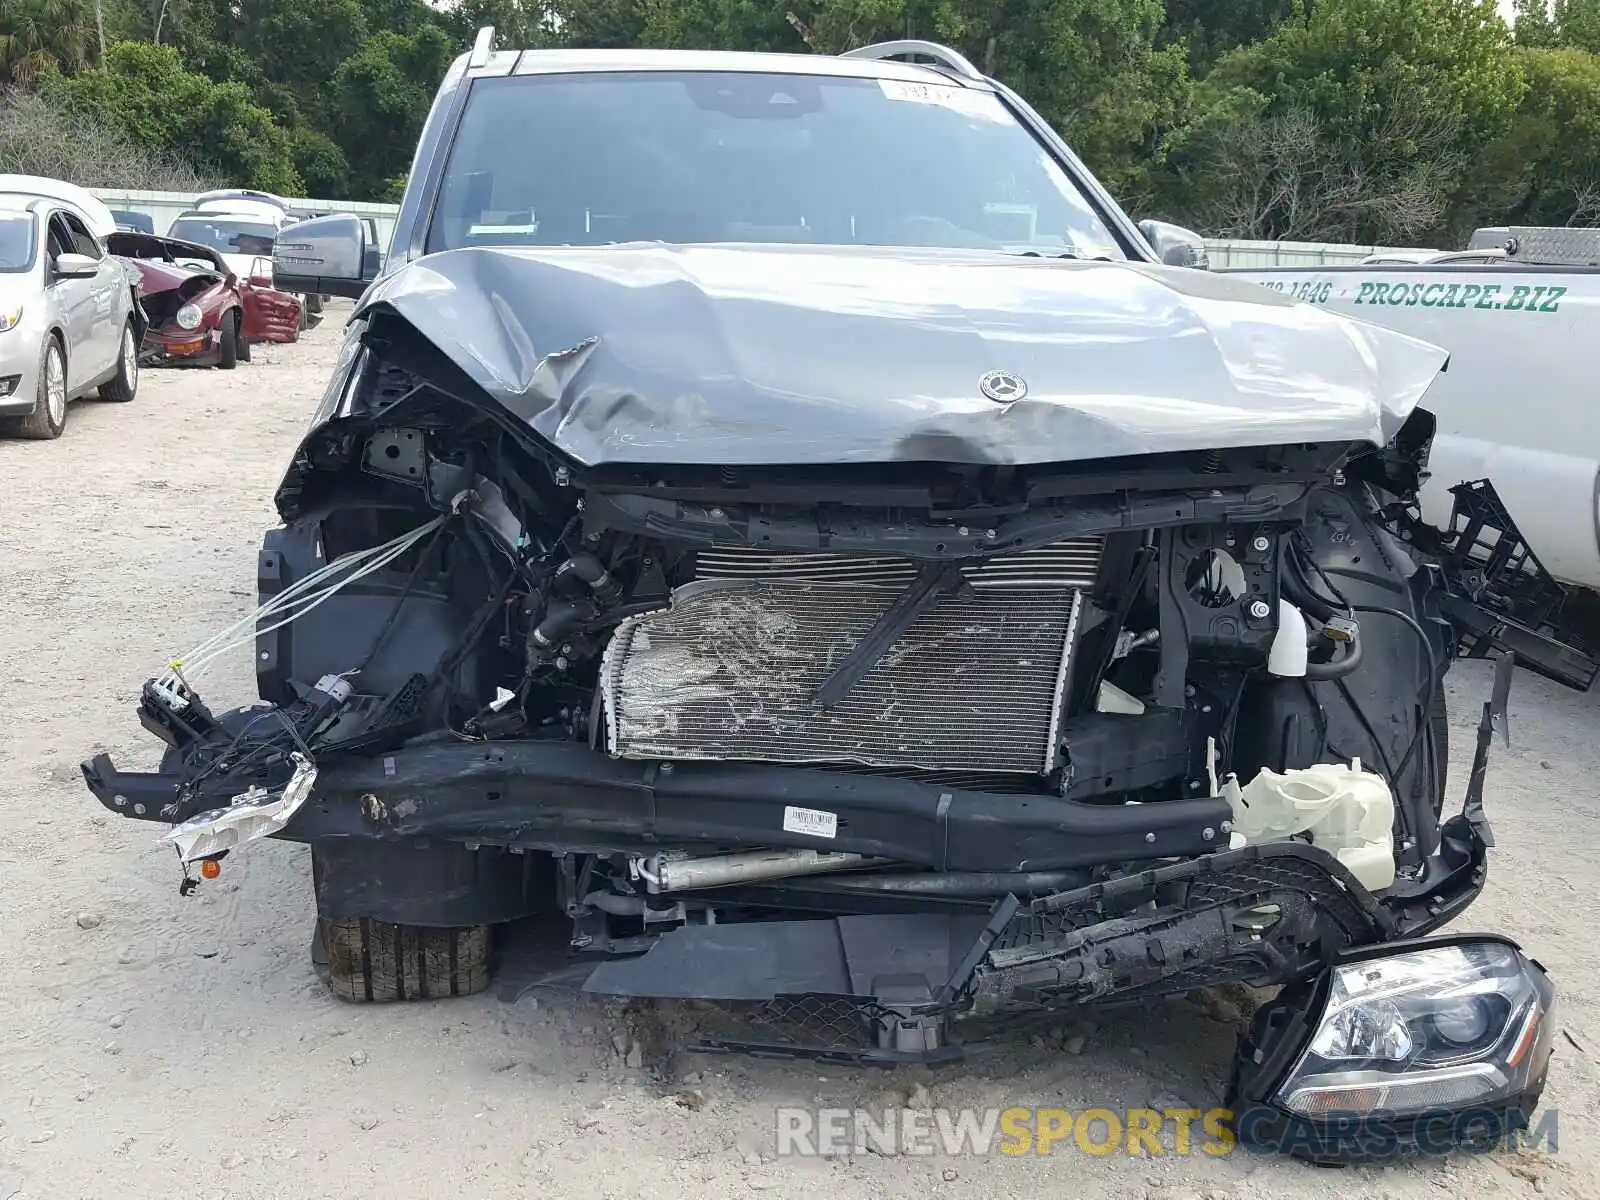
106 231 302 368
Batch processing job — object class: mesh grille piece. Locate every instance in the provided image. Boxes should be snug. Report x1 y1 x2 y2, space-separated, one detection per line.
694 538 1103 591
602 579 1082 774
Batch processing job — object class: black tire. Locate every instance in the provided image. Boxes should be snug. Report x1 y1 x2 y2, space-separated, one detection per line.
320 917 491 1003
238 328 252 363
218 311 239 370
97 319 140 402
6 336 68 440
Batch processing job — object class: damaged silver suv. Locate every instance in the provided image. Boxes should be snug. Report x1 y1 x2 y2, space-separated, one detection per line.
85 31 1561 1159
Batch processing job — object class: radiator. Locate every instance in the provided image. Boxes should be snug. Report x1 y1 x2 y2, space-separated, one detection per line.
600 577 1084 775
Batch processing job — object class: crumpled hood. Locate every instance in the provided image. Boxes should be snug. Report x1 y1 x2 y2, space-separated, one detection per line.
124 257 219 296
357 243 1448 468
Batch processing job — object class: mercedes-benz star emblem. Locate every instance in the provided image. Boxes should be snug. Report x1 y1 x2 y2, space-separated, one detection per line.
979 370 1028 404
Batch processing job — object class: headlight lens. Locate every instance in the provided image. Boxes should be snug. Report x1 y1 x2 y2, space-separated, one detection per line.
1278 941 1553 1118
0 304 21 332
175 303 203 330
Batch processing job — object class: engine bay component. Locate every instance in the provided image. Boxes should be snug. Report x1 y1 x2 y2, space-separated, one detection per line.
692 539 1104 591
1222 759 1398 892
163 750 319 864
601 579 1083 775
634 849 881 892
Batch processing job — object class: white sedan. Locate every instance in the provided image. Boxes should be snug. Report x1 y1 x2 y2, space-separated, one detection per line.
0 192 142 439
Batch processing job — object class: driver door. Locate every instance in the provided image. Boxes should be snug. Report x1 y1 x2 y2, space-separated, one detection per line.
45 213 99 393
59 210 122 377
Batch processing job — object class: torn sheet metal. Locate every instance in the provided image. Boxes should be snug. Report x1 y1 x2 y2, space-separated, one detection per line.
348 242 1449 468
163 752 318 864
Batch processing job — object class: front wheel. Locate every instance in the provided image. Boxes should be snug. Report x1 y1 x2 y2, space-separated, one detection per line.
320 917 491 1002
6 336 68 440
218 311 239 370
97 320 140 402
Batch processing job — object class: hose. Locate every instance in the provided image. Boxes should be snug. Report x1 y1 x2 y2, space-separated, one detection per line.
1303 631 1364 680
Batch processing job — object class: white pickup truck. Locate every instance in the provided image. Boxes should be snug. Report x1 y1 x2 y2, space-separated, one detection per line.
1227 227 1600 688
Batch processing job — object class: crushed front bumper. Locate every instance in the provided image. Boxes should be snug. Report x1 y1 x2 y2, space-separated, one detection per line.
82 738 1237 873
81 742 1492 1016
140 327 221 366
80 656 1507 1062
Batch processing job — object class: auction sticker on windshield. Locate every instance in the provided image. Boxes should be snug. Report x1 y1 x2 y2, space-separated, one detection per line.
878 78 1006 121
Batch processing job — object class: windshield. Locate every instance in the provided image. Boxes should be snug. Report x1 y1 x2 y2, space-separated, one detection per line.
167 217 277 256
0 212 35 271
428 71 1125 258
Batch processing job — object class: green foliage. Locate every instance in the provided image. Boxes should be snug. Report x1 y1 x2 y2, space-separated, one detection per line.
1 0 98 84
1517 0 1600 51
1164 0 1527 242
3 0 1600 244
43 41 304 192
1451 45 1600 230
288 126 352 199
325 26 455 196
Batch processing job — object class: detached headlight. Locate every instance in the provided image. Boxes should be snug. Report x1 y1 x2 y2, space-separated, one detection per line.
0 305 21 333
175 303 203 331
1284 940 1550 1115
1231 936 1556 1159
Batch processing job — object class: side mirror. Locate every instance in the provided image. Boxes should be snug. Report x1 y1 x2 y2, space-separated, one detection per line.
1138 220 1210 270
53 252 99 279
272 213 372 300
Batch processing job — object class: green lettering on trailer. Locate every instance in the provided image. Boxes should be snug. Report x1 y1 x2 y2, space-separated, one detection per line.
1457 284 1482 308
1476 284 1502 309
1505 285 1530 311
1355 282 1376 303
1541 286 1566 312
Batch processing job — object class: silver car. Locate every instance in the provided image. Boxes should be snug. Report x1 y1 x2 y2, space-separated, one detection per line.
0 193 143 439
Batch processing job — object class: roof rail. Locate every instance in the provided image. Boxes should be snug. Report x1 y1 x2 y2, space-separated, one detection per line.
841 40 984 82
468 25 496 68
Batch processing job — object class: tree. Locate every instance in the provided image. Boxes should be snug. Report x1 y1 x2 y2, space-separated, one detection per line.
289 126 352 198
325 26 455 198
1448 46 1600 230
1 0 98 84
1163 96 1468 242
1514 0 1600 50
0 84 212 188
1161 0 1296 71
44 40 303 192
1160 0 1526 242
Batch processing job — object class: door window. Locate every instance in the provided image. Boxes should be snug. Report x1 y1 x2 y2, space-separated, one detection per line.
46 214 74 262
59 211 104 259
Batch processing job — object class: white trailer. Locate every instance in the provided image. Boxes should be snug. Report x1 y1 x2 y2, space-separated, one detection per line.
1227 227 1600 688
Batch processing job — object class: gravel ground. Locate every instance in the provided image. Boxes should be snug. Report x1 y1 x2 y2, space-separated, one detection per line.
2 309 1599 1199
